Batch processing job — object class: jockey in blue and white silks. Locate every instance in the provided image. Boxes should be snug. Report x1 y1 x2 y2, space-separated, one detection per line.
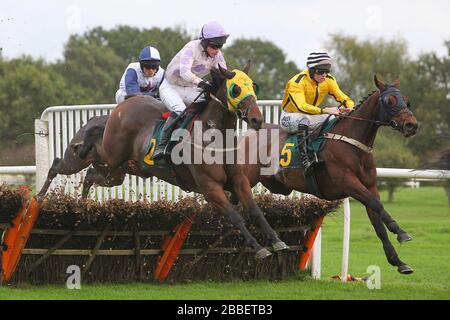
153 21 229 160
115 46 165 104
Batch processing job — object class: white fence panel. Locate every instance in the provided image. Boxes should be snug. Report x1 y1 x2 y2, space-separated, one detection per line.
35 101 291 202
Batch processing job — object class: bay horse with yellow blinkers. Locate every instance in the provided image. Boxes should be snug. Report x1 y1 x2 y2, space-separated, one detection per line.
100 65 289 259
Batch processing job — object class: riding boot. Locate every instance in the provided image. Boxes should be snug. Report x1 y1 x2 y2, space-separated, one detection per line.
297 124 316 176
153 112 179 161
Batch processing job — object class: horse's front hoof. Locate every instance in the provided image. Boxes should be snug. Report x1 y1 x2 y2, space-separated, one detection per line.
398 264 414 274
397 232 413 243
272 241 289 252
255 248 272 260
229 193 239 205
35 194 43 204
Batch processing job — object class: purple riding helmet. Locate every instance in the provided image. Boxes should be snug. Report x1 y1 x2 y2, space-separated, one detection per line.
199 21 229 50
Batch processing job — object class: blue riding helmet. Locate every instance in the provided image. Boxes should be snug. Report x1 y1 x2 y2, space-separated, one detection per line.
139 46 161 71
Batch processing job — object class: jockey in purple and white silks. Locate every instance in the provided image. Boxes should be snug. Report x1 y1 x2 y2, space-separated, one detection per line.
153 21 229 161
115 46 165 104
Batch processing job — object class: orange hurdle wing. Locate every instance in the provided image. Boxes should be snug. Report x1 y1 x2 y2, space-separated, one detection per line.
2 197 41 283
298 215 324 271
154 214 196 282
1 209 25 283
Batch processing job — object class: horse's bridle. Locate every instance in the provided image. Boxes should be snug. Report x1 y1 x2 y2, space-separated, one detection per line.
235 95 255 122
209 92 254 122
378 86 413 130
325 86 414 154
337 86 412 131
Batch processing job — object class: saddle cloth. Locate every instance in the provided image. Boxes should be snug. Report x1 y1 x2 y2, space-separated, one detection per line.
279 118 338 170
143 105 202 167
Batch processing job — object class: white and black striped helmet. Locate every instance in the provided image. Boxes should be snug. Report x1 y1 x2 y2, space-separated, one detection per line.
306 51 332 69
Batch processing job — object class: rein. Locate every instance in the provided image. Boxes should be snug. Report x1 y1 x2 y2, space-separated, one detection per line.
336 87 412 130
176 92 240 153
336 113 389 126
209 92 252 122
209 92 228 110
324 87 411 153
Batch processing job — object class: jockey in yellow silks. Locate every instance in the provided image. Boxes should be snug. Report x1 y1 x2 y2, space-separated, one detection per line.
279 50 354 174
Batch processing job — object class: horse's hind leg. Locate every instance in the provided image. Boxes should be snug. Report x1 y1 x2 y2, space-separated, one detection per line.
37 158 62 200
233 175 289 252
37 157 90 200
82 166 126 199
82 167 100 199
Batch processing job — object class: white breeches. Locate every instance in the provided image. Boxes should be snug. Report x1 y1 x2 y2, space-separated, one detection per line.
280 110 332 133
115 89 127 104
159 79 204 115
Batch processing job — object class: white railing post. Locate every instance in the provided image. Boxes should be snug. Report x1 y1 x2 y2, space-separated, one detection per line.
35 119 50 191
341 197 351 282
309 227 322 279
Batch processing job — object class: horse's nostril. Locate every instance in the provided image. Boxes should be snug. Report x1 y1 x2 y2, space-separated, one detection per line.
390 120 397 128
251 118 263 130
405 122 417 132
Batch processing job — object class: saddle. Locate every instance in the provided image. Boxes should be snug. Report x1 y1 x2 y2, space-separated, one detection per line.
280 118 338 170
280 118 338 197
143 102 206 167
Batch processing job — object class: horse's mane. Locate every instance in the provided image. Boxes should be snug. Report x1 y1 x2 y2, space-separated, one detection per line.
348 90 378 115
331 89 377 126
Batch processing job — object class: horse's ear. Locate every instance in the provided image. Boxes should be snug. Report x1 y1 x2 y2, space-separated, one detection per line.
210 67 220 79
393 76 400 88
243 59 251 74
210 68 222 90
374 74 386 90
219 64 236 79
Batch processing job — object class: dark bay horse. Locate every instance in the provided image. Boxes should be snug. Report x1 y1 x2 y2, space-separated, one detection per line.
36 115 124 200
100 66 288 259
237 76 419 273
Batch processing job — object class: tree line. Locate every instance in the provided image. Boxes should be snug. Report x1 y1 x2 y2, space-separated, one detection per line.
0 25 449 177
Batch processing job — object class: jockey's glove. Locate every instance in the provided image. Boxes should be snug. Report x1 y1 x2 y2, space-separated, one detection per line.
197 81 213 93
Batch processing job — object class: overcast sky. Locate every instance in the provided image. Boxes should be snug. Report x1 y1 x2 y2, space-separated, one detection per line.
1 0 449 68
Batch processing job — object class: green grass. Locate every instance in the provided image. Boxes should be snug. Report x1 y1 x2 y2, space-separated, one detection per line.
1 186 449 300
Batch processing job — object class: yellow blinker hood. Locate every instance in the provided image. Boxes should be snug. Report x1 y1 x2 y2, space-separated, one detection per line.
226 69 257 110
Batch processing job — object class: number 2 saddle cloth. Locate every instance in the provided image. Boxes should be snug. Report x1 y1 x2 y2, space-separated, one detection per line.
142 108 200 167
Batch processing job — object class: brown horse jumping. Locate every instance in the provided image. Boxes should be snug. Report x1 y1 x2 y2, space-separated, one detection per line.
36 115 127 200
100 66 288 259
237 76 418 273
